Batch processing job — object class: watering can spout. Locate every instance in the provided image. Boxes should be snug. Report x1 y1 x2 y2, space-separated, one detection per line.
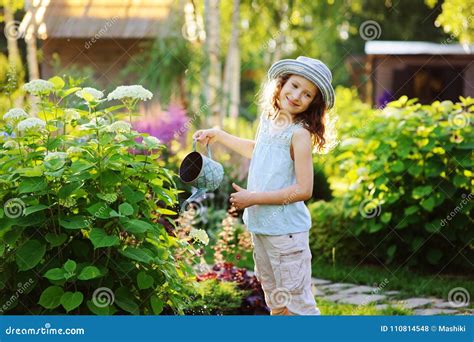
180 188 207 212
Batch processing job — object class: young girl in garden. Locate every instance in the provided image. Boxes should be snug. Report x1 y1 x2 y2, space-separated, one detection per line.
193 56 335 316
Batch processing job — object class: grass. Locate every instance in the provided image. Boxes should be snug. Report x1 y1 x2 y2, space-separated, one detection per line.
317 299 412 315
311 259 474 306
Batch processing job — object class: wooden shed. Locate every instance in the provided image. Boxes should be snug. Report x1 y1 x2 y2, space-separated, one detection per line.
364 41 474 107
21 0 175 87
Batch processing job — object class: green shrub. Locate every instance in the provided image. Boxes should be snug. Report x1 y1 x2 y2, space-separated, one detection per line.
0 77 198 314
315 95 473 272
309 199 360 264
184 279 248 315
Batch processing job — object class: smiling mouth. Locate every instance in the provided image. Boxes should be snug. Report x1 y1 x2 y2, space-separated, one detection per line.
286 96 298 107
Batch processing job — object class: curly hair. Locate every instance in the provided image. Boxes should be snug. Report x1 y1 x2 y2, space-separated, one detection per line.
258 74 335 154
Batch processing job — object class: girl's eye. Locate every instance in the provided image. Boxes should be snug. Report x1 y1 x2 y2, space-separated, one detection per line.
306 94 312 98
292 83 297 88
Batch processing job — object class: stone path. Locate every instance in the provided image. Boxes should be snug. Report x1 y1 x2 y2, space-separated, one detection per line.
311 278 473 315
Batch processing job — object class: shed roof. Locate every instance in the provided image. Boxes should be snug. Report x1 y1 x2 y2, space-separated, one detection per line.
21 0 175 39
365 41 474 55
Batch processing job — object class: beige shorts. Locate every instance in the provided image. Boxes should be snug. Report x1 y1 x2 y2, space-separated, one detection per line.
251 231 321 315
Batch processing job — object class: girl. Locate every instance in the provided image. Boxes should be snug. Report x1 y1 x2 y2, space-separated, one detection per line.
193 56 335 316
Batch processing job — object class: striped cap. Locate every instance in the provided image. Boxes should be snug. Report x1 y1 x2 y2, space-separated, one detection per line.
268 56 335 109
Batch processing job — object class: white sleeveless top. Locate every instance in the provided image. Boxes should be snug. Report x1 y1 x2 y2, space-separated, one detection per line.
242 113 312 235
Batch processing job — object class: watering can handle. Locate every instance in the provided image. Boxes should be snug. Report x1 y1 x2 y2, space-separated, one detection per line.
192 138 212 159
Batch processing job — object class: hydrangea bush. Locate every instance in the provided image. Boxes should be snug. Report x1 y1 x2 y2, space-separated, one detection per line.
0 77 199 314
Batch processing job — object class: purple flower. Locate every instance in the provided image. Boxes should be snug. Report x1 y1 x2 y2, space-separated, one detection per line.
133 104 188 145
377 91 395 109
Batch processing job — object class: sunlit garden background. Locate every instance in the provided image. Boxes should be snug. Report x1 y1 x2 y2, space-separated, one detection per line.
0 0 472 315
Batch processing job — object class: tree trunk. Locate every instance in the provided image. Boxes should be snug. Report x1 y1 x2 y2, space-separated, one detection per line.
204 0 221 127
4 3 22 68
222 0 240 121
24 1 40 113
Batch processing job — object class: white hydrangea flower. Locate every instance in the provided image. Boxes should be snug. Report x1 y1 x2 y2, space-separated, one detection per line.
143 136 161 148
64 109 80 122
44 151 68 162
107 85 153 101
109 120 132 133
17 118 46 132
3 140 19 149
3 108 29 122
23 79 54 95
76 87 104 101
189 228 209 245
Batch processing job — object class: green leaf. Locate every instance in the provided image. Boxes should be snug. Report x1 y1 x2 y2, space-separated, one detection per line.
78 266 102 280
123 219 155 234
63 260 77 273
16 240 46 271
23 204 49 216
404 206 419 216
408 164 422 177
156 208 177 215
150 295 164 315
425 220 442 233
119 247 153 264
18 177 47 194
391 160 405 173
60 291 83 312
453 174 468 187
122 186 145 203
89 228 120 249
86 300 117 315
115 287 139 315
45 233 68 247
87 202 114 219
0 243 4 257
420 196 436 212
61 87 81 98
367 222 383 233
381 212 392 224
38 286 64 309
58 182 82 199
119 203 134 216
137 271 154 290
44 268 66 281
60 216 89 229
412 185 433 199
48 76 65 89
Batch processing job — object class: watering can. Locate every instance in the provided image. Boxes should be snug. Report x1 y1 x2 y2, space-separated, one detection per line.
179 139 224 210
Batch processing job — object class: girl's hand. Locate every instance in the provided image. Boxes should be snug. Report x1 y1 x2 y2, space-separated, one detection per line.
229 183 254 210
193 128 221 145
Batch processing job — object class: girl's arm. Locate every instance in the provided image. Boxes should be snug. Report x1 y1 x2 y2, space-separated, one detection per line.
249 128 313 205
193 128 255 159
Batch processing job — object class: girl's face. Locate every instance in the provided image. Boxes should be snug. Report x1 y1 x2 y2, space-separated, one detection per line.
278 74 318 115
